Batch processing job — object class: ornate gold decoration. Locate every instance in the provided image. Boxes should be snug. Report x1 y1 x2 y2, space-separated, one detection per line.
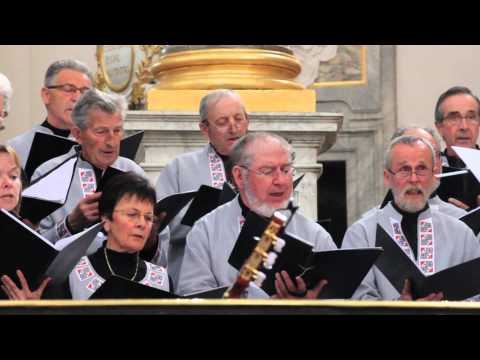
96 45 136 92
130 45 163 109
150 46 304 90
95 46 108 91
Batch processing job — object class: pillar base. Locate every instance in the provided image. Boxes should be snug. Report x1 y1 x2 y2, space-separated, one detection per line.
146 89 317 113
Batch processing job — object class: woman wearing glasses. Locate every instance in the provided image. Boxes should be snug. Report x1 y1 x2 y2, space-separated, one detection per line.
1 172 170 299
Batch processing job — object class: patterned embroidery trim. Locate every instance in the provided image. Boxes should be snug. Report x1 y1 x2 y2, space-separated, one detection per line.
389 217 435 274
74 258 105 293
78 168 96 198
141 280 151 287
56 218 72 239
207 146 226 189
389 218 414 260
418 218 435 274
74 259 94 282
145 263 167 288
86 277 104 293
149 263 167 274
76 257 88 268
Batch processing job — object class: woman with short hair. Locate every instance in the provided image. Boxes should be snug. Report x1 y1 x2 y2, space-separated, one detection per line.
1 172 169 299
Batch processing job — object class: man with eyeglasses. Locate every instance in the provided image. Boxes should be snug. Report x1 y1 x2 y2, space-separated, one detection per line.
0 73 13 132
7 59 93 169
155 89 250 287
434 86 480 210
342 135 480 300
177 132 336 299
361 127 467 221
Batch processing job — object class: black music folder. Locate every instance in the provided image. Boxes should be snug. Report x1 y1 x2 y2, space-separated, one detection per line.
20 156 77 223
228 211 315 288
299 248 383 299
119 131 144 161
181 183 237 227
436 165 480 210
293 174 305 190
24 131 143 183
44 223 103 286
459 206 480 236
0 209 100 288
95 167 126 193
22 157 126 224
154 190 198 233
90 275 228 299
218 182 237 206
24 132 76 181
19 197 63 224
154 183 236 233
375 224 480 300
379 190 394 209
228 211 381 298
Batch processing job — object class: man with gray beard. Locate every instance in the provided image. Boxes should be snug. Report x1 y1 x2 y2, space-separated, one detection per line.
342 135 480 300
176 132 336 298
361 127 466 220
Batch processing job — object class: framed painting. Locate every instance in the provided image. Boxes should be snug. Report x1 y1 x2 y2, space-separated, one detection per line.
96 45 136 92
312 45 367 88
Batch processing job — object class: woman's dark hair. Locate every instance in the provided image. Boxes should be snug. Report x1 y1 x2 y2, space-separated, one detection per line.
99 172 156 220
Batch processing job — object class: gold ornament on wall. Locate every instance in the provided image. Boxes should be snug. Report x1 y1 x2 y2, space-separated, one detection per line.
95 48 107 91
96 45 136 92
130 45 164 109
150 45 303 90
95 45 163 109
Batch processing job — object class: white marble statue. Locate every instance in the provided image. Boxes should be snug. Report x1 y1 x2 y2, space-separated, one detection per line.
285 45 338 87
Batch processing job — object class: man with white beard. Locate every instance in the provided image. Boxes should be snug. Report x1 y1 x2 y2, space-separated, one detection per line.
361 127 467 220
176 132 336 298
342 135 480 300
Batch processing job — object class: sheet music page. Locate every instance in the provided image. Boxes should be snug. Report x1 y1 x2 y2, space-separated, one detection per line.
22 157 76 202
452 146 480 183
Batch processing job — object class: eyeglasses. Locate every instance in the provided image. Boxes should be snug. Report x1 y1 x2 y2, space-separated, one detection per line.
47 83 91 95
443 112 480 125
240 164 295 177
114 209 156 224
388 165 432 179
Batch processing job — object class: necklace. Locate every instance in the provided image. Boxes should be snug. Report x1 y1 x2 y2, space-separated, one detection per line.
104 247 140 281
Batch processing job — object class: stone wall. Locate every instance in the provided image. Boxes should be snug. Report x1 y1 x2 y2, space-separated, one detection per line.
315 45 396 224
